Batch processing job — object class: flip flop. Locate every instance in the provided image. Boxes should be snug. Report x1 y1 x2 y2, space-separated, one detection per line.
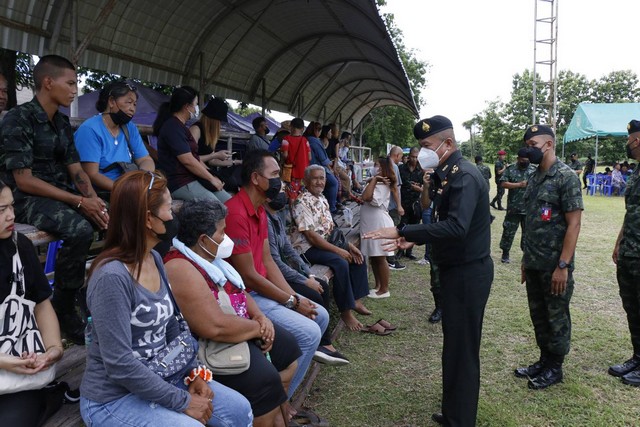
361 322 392 336
291 409 329 427
374 319 397 331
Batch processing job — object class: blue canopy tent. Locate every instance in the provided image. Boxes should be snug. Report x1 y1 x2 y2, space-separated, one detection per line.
563 102 640 170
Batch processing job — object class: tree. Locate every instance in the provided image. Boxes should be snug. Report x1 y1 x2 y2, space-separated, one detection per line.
359 0 429 156
0 49 34 110
592 70 640 104
78 66 175 96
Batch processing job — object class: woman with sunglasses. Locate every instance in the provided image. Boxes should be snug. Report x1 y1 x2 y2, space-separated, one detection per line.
75 81 155 198
80 171 252 427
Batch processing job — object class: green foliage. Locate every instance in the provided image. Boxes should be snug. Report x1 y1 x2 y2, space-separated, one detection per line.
15 53 34 89
359 0 429 156
472 69 640 164
77 66 175 95
234 102 262 117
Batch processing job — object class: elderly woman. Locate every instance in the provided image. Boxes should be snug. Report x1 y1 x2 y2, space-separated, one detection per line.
164 199 301 427
291 165 372 332
0 179 65 426
75 81 155 198
80 171 251 427
153 86 231 203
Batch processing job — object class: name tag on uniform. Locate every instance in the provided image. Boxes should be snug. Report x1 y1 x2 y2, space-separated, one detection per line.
541 205 552 221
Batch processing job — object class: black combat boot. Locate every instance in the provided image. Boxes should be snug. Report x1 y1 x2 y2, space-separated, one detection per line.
431 412 444 425
621 367 640 386
501 250 510 263
528 355 563 389
608 354 640 377
52 288 86 345
514 354 547 378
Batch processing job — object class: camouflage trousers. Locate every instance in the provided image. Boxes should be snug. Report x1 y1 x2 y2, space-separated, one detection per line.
17 196 94 291
499 213 525 253
524 268 574 356
616 256 640 354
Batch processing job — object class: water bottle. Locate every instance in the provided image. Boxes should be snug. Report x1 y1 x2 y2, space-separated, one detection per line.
84 316 93 347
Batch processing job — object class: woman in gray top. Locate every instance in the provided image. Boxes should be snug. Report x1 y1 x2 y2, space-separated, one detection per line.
79 171 252 427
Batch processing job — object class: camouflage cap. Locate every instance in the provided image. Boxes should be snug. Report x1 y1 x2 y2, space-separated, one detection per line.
523 124 555 141
413 115 453 140
628 119 640 135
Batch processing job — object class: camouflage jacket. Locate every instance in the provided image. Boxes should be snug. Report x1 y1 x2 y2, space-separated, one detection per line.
500 163 536 214
620 167 640 258
523 160 583 270
0 97 79 200
476 163 492 182
494 159 505 183
569 159 583 173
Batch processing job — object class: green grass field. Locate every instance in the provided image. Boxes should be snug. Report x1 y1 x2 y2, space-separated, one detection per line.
305 190 638 427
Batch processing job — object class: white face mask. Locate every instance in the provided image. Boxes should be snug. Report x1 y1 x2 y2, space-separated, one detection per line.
190 104 200 120
201 234 235 260
418 139 447 170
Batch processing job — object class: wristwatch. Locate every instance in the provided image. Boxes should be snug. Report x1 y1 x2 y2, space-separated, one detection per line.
397 223 407 238
558 260 568 269
284 295 296 309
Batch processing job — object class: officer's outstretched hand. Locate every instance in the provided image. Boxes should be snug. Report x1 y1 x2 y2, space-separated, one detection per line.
551 267 568 296
363 227 399 240
381 237 414 253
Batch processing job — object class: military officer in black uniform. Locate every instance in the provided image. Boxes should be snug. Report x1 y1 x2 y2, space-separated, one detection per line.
364 115 493 427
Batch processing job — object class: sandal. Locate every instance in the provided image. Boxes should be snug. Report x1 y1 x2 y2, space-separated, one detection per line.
291 409 329 427
374 319 397 331
360 322 392 336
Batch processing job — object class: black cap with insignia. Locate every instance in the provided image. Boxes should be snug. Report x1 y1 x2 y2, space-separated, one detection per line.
523 124 555 141
413 115 453 140
628 119 640 134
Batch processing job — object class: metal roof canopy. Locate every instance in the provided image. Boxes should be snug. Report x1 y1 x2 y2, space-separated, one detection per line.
0 0 418 129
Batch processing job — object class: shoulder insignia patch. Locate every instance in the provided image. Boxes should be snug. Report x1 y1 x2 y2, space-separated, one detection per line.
451 165 459 174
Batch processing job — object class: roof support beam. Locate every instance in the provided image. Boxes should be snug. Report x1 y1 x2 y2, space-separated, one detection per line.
299 63 348 117
268 37 322 102
72 0 118 64
48 0 69 52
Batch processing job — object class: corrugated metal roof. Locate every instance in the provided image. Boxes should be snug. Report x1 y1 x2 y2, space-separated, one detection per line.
0 0 418 129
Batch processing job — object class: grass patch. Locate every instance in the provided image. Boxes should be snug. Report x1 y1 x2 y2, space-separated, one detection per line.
305 191 639 426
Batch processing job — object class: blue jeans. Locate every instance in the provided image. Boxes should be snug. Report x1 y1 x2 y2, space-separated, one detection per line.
80 380 252 427
250 292 328 397
303 247 370 311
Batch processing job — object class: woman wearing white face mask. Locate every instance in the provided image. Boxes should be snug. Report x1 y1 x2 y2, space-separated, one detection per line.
164 199 301 427
153 86 230 203
360 157 401 298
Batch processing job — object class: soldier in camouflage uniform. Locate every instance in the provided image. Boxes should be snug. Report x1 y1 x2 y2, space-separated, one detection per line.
568 153 583 177
0 55 108 344
498 147 536 263
490 150 507 210
515 124 583 390
474 155 492 186
609 119 640 386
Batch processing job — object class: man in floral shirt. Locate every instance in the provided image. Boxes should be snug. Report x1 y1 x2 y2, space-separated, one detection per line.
291 165 371 331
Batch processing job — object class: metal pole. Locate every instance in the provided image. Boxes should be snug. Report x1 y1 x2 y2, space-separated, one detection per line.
532 0 538 124
199 52 205 109
261 78 266 117
594 135 599 173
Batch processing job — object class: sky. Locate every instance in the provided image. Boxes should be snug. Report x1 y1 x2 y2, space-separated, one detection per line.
379 0 640 139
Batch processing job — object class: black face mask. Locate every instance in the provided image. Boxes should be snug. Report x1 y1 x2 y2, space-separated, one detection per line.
264 126 271 135
268 192 287 211
109 109 133 126
626 144 635 159
526 146 544 165
264 177 282 200
153 216 179 242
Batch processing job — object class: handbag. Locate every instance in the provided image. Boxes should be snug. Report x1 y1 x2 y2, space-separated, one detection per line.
198 285 250 375
0 233 56 395
328 225 349 250
141 272 197 383
102 125 139 175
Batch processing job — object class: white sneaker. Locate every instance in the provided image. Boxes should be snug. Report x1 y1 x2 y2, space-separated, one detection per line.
417 258 430 265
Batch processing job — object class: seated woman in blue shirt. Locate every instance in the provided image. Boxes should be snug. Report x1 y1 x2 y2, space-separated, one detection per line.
75 82 155 197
